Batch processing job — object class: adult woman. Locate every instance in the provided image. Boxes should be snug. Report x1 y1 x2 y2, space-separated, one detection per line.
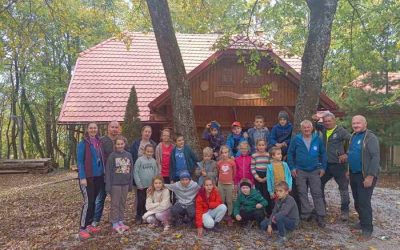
77 122 105 239
130 125 157 164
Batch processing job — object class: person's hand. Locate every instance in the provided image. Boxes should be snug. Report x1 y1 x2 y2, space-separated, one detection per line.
291 170 297 178
235 215 242 221
363 176 374 188
80 179 87 186
206 123 211 128
243 132 249 139
255 203 263 209
319 169 325 177
261 177 267 183
270 193 276 200
214 152 219 158
201 170 207 176
267 225 273 235
338 154 348 163
255 176 262 182
272 216 276 224
275 143 283 148
282 142 287 147
312 114 319 122
197 227 203 238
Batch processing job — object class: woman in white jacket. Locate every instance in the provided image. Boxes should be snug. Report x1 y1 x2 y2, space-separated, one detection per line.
143 176 172 231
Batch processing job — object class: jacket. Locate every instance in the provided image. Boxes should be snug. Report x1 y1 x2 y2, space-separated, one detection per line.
194 160 218 186
269 122 293 153
348 129 380 177
130 138 157 165
202 128 225 154
233 189 268 216
268 195 299 226
143 188 171 220
155 142 174 176
266 161 292 194
234 155 254 185
77 135 104 180
287 133 327 171
226 132 248 157
247 127 270 153
195 187 223 228
169 145 199 181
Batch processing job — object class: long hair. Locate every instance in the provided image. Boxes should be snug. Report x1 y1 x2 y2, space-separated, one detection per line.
147 176 165 197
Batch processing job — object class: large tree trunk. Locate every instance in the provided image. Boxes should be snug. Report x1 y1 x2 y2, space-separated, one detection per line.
293 0 338 131
146 0 201 155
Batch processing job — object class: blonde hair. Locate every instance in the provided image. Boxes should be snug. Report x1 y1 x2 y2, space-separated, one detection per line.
147 176 165 196
238 141 250 151
219 145 230 159
203 147 213 156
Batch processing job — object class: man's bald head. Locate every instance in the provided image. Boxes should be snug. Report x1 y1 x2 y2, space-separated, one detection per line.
352 115 367 133
108 121 120 138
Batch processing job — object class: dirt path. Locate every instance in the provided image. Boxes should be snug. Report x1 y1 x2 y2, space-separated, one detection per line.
0 171 398 250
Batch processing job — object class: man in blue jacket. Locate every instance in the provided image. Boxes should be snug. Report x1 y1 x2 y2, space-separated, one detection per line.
287 120 327 228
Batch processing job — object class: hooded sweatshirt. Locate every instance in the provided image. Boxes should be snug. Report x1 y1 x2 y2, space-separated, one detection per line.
165 180 200 206
105 150 134 193
134 155 158 189
233 188 268 216
269 122 293 153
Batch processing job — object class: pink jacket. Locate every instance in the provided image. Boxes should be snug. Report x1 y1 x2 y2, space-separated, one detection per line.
234 155 254 185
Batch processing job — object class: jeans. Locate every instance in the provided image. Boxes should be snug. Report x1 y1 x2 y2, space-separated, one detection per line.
321 163 350 212
202 204 227 229
136 188 148 220
170 203 195 224
93 183 106 222
238 208 265 225
261 216 297 237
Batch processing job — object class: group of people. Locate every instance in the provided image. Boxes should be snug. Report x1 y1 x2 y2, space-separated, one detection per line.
76 111 380 244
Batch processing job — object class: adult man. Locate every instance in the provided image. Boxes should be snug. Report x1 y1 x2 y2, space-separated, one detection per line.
312 112 351 221
347 115 380 241
287 120 327 228
92 121 121 227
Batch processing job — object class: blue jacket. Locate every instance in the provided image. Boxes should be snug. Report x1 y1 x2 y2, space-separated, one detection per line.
266 161 292 194
77 138 104 179
247 127 270 154
269 122 293 153
129 138 157 165
226 132 248 157
287 133 327 172
170 145 199 181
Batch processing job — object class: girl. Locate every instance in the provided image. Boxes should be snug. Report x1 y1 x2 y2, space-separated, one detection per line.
105 136 134 234
234 141 254 188
77 122 105 240
155 128 174 184
267 147 292 200
195 147 218 186
217 145 236 226
251 138 272 215
143 176 172 232
134 144 159 224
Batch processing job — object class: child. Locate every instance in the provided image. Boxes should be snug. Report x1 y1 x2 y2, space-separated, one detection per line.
155 128 174 184
134 144 159 224
234 141 254 188
269 111 292 157
195 147 218 186
202 121 225 159
170 134 199 182
267 147 292 201
143 176 172 231
226 121 248 157
165 171 200 226
261 181 299 244
251 138 273 215
217 145 236 226
233 178 268 228
105 136 134 233
248 115 270 154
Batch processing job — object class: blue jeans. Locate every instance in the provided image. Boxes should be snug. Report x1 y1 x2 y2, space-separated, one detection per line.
93 182 106 223
261 216 297 237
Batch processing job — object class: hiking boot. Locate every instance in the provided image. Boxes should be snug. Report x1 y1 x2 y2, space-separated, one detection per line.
357 231 372 241
317 216 326 228
79 230 91 240
87 225 101 234
340 211 349 222
213 222 223 233
351 222 362 230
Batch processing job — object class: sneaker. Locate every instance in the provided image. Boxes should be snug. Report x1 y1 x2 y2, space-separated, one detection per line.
79 230 91 240
91 221 99 227
119 222 130 231
351 222 362 230
213 222 223 233
163 225 170 232
135 218 143 225
87 225 101 234
226 217 233 227
340 211 349 222
316 216 326 228
357 231 372 241
112 225 124 234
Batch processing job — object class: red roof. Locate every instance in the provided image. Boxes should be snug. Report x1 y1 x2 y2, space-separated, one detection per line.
58 33 306 124
351 72 400 93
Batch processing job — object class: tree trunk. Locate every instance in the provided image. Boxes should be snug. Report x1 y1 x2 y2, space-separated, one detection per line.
146 0 201 155
293 0 338 131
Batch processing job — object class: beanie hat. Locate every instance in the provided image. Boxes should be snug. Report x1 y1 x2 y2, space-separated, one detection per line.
210 121 221 130
240 180 251 189
179 170 191 180
278 111 289 121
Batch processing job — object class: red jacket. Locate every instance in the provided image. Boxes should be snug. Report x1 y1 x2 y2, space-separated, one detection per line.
195 187 223 228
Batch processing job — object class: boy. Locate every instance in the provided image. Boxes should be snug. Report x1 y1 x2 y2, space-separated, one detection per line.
202 121 225 159
233 179 268 228
248 115 270 154
165 171 201 226
269 111 292 157
261 181 299 244
170 134 199 182
226 121 248 157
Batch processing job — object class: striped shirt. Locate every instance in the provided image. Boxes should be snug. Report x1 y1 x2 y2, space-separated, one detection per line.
251 152 270 176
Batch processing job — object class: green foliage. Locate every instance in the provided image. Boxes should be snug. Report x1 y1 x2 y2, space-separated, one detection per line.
260 83 273 103
122 86 142 145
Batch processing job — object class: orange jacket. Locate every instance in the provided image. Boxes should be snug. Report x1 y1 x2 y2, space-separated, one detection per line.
195 187 223 228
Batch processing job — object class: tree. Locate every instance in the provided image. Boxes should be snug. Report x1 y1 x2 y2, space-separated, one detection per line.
146 0 200 155
293 0 338 130
122 86 142 145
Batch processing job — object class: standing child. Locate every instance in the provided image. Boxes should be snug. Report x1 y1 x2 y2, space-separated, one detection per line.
134 144 159 224
105 136 134 234
251 138 273 215
226 121 248 157
234 141 254 188
195 147 218 186
267 147 292 207
261 181 299 244
217 145 236 226
143 176 172 231
202 121 225 159
269 111 293 157
170 134 199 182
248 115 270 154
155 128 174 184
